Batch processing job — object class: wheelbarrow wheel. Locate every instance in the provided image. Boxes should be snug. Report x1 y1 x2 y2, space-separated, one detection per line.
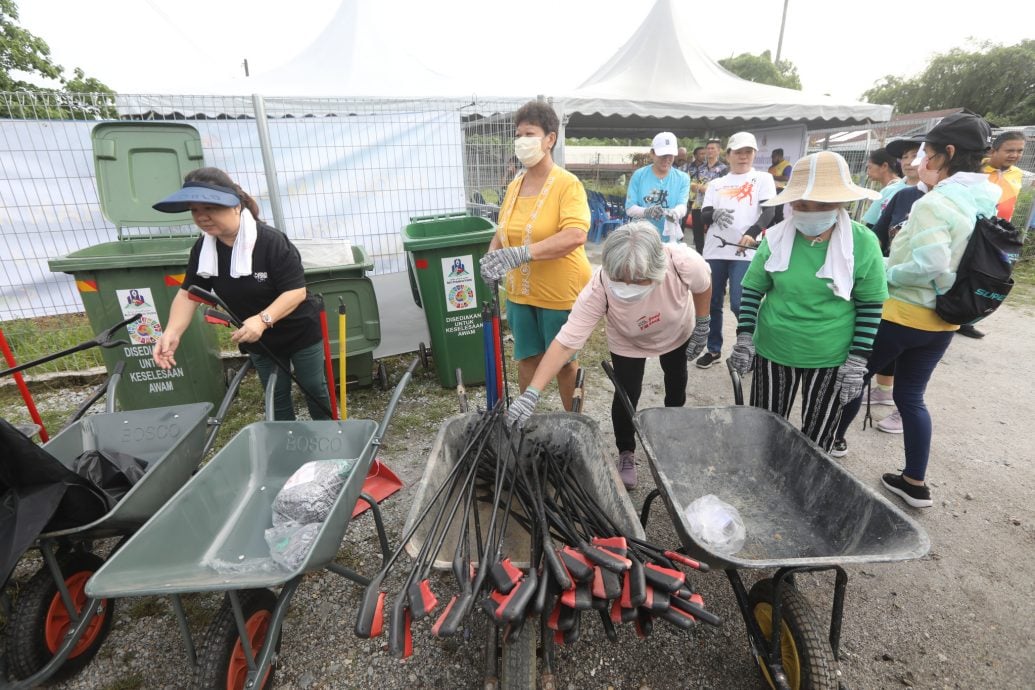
5 552 114 681
500 625 537 690
192 588 281 690
376 360 390 391
418 342 431 370
748 578 839 690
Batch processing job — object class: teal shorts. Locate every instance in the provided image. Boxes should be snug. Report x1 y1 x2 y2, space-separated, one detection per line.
506 300 572 360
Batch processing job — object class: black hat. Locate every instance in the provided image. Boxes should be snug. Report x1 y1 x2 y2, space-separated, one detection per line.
924 112 992 153
885 137 923 159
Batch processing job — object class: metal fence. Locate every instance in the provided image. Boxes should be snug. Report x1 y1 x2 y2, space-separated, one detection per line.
0 91 525 370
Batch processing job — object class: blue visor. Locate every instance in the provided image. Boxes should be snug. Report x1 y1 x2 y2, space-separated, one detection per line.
153 182 240 213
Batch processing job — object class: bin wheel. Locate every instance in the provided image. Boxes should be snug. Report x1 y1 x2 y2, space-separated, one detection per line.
748 578 839 690
499 624 537 690
418 342 431 370
376 361 390 391
5 552 114 681
192 589 281 690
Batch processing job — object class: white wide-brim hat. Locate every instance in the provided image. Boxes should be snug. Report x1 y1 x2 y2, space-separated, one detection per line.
763 151 881 206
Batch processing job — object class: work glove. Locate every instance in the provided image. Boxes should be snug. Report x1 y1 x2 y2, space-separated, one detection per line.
836 354 869 405
505 387 540 428
712 208 734 229
644 204 664 220
480 245 532 283
663 208 684 223
685 316 710 361
729 332 755 375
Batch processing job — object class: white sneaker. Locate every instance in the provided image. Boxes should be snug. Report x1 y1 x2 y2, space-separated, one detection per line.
877 410 903 434
869 387 895 406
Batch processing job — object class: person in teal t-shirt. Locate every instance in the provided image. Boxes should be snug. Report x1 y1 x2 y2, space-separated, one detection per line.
730 151 888 452
861 148 905 226
625 131 691 241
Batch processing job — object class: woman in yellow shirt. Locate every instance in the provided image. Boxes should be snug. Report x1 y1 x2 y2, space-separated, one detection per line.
480 100 592 409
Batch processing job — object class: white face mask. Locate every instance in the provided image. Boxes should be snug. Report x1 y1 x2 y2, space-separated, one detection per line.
609 281 655 302
793 209 839 237
514 136 546 167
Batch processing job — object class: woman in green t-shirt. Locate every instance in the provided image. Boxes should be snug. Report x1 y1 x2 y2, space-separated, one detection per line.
729 151 888 452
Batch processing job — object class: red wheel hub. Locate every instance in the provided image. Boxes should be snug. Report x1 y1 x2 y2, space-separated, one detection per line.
226 610 272 690
44 571 107 658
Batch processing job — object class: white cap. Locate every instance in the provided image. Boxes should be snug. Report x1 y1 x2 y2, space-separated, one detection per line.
726 132 758 152
651 132 678 157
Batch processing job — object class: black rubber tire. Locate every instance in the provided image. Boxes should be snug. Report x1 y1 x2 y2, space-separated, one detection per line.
5 552 114 682
191 589 281 690
499 623 537 690
376 361 390 391
748 578 839 690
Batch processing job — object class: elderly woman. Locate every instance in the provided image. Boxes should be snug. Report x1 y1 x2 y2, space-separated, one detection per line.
152 167 331 421
837 113 1001 508
480 100 592 409
505 221 712 489
729 151 888 452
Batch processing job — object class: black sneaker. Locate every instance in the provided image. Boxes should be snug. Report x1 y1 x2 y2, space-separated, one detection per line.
696 351 722 369
829 439 848 458
956 324 985 339
881 472 932 508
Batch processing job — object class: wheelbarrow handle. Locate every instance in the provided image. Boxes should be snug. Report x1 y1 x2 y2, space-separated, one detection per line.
374 357 420 443
726 358 744 406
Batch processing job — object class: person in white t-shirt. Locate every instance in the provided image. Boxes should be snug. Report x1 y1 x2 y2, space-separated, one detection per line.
502 221 712 490
694 132 777 369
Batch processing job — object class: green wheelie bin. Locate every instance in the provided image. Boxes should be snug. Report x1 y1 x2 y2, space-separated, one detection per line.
48 123 225 411
402 214 496 387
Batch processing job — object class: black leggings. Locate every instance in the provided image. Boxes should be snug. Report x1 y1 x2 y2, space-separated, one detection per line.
610 338 690 453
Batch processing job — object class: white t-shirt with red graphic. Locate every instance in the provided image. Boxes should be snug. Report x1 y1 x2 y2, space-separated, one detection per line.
554 244 712 358
702 170 776 261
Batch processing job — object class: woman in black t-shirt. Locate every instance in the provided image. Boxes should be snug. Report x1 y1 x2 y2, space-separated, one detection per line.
152 167 331 420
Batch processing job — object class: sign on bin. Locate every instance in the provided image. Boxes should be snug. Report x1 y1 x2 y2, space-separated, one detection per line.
443 255 476 312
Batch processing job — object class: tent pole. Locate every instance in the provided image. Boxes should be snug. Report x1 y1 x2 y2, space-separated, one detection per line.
252 93 287 232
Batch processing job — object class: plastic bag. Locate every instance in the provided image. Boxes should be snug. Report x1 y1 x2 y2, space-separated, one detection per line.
684 494 746 555
265 520 321 571
272 458 355 526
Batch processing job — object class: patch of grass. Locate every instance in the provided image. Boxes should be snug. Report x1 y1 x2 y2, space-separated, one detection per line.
1 313 103 373
126 598 167 620
101 674 145 690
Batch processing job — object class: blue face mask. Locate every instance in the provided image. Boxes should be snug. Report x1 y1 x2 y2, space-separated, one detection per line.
793 209 839 237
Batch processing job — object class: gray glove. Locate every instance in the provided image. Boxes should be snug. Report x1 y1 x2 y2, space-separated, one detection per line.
685 316 710 361
712 208 734 229
480 245 531 283
729 332 755 375
836 354 869 405
505 388 540 428
663 208 683 223
645 204 664 220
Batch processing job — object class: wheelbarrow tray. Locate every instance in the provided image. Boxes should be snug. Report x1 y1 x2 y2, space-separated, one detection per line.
86 419 379 598
636 406 930 571
404 412 645 569
40 402 213 539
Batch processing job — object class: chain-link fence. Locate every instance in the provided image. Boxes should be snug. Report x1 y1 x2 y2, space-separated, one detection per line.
0 91 525 372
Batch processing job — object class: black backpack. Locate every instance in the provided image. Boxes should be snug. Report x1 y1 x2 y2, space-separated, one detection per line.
935 215 1024 325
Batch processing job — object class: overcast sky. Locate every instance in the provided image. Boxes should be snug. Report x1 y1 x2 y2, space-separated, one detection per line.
17 0 1035 101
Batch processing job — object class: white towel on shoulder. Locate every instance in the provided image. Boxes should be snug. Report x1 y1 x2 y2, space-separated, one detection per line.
764 208 855 301
197 208 258 279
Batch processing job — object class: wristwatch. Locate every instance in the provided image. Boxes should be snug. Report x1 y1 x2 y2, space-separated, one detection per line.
259 311 273 329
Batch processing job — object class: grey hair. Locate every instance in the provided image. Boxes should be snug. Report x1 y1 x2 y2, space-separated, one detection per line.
601 221 667 283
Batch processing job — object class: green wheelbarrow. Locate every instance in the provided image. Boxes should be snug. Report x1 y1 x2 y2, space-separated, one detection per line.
2 360 253 689
81 361 418 690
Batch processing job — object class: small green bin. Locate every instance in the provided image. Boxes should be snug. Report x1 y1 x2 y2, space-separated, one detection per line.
298 242 381 388
48 122 225 411
402 214 497 388
48 239 225 411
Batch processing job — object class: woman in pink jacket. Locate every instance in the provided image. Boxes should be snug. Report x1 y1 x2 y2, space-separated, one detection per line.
505 221 712 490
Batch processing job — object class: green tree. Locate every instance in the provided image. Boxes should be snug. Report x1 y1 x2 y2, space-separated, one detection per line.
719 50 802 90
1 0 116 118
862 40 1035 126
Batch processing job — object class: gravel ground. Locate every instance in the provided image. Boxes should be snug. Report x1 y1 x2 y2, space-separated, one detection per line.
3 287 1033 689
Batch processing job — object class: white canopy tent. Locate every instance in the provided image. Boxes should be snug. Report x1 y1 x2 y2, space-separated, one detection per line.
557 0 892 138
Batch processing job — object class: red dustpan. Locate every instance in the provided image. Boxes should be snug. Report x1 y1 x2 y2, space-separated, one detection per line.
332 299 403 517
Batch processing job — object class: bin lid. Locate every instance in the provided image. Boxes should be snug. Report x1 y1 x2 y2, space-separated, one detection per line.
48 236 199 272
92 123 205 232
402 215 496 252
